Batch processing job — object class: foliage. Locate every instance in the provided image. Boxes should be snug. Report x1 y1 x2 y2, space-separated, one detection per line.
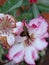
0 0 49 21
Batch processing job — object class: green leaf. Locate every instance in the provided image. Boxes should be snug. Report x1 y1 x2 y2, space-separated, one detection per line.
39 50 46 57
16 13 33 21
22 0 30 6
6 0 23 13
32 3 40 18
37 0 49 6
20 61 27 65
37 4 49 12
4 49 8 54
0 0 23 13
0 45 4 61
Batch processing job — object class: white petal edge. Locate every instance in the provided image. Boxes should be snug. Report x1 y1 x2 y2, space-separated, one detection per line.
33 38 48 50
7 34 15 46
24 46 37 65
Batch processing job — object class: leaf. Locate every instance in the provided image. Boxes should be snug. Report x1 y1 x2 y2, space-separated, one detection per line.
32 3 40 18
16 13 33 21
0 0 23 13
4 49 8 54
20 61 27 65
37 4 49 12
6 0 23 13
0 45 3 61
39 50 46 57
22 0 30 6
37 0 49 6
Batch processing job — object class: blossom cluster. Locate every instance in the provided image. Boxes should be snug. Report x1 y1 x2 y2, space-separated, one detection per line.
0 13 48 65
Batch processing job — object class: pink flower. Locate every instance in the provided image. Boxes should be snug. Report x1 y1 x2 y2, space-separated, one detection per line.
8 17 48 65
0 14 23 47
0 13 16 47
0 13 16 32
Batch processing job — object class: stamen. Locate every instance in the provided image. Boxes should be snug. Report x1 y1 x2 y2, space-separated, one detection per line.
30 34 35 41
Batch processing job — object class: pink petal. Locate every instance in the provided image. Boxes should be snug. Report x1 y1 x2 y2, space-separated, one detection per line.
13 50 24 63
41 32 49 38
6 54 11 60
8 43 24 63
16 21 24 28
22 21 29 28
32 48 39 61
24 46 38 65
28 18 48 37
12 22 24 35
15 36 27 43
33 38 48 50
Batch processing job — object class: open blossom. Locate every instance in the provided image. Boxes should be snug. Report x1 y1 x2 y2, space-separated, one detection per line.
0 13 24 49
0 13 16 49
8 17 48 65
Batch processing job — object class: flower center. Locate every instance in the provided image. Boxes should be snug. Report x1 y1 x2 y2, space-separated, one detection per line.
21 26 35 46
25 34 35 46
2 17 10 29
0 16 16 33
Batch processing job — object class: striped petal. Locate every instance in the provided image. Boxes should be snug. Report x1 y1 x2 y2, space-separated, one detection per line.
13 50 24 63
8 43 24 63
24 46 39 65
40 32 49 38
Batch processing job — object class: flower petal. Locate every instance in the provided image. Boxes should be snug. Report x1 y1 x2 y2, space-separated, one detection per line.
12 22 24 35
13 50 24 63
41 32 49 38
32 48 39 61
0 13 5 19
15 36 27 43
24 46 38 65
7 34 15 46
6 14 15 23
8 43 24 63
33 38 48 50
6 14 16 28
28 18 48 37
